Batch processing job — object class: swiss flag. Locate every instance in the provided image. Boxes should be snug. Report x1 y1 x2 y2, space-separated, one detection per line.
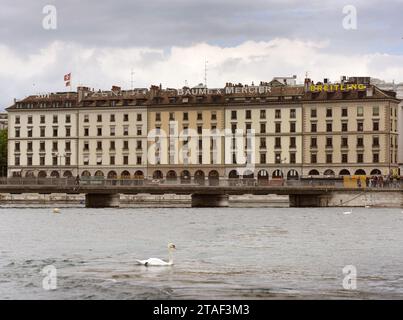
64 73 71 82
65 81 70 87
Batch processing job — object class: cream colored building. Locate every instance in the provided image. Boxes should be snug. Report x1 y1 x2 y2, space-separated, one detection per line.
6 79 401 180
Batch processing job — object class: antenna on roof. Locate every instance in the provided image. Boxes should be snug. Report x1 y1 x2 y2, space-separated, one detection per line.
204 59 208 88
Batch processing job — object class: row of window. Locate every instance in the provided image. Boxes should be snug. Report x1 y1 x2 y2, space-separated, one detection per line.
310 121 381 133
309 152 398 164
84 113 143 123
230 109 297 120
82 140 143 152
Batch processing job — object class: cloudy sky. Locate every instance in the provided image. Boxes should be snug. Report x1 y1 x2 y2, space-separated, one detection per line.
1 0 403 109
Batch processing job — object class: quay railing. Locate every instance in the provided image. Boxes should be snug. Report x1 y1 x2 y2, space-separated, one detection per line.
0 177 402 189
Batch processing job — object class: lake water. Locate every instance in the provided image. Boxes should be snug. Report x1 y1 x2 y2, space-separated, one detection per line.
0 207 402 299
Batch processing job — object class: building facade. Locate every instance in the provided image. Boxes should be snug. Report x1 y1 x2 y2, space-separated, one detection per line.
6 78 401 180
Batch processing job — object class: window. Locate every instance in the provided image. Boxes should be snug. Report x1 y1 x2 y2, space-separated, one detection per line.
275 137 281 148
326 137 333 147
110 141 115 150
97 127 102 136
357 106 363 117
373 136 379 147
373 106 379 116
290 152 296 164
341 137 348 147
83 142 89 151
373 153 379 163
245 110 251 119
15 142 20 152
84 128 89 136
52 156 57 166
53 115 58 124
169 112 175 121
290 137 296 148
290 109 296 119
110 156 115 165
84 114 89 123
15 156 20 166
311 108 317 118
137 113 142 121
290 122 296 133
96 141 102 151
231 124 237 134
65 127 71 137
65 115 71 123
342 154 348 163
311 137 317 148
124 114 129 122
357 153 364 163
326 154 332 164
65 156 71 166
342 108 348 117
357 137 364 147
136 156 142 165
123 126 129 136
311 153 317 164
245 123 251 132
97 157 102 165
136 141 142 150
27 127 33 138
123 156 129 165
275 123 281 133
326 108 332 117
260 123 266 134
275 153 281 164
52 141 58 151
342 122 348 132
40 127 45 137
197 126 202 134
65 141 71 151
373 121 379 131
110 127 115 136
155 113 161 122
40 115 45 124
231 110 237 120
15 128 20 138
110 114 115 122
275 109 281 119
211 112 217 121
137 127 142 136
183 112 189 121
357 122 364 132
260 137 266 148
40 156 45 166
123 141 129 150
260 153 266 164
28 116 33 124
311 123 317 133
97 114 102 122
53 128 58 137
40 142 45 152
326 123 332 132
15 116 20 124
260 110 266 119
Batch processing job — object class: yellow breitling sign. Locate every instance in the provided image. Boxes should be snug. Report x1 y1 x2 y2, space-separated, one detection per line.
310 84 367 92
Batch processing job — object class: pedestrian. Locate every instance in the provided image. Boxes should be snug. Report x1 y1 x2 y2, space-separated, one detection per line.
75 174 80 185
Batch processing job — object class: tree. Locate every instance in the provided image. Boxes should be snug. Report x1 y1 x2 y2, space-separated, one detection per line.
0 129 7 177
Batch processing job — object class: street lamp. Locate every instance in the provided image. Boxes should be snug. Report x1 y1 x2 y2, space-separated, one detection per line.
52 152 65 178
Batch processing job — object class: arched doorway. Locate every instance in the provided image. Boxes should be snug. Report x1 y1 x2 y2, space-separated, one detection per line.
323 169 335 176
81 170 91 177
308 169 319 176
287 169 299 180
152 170 163 180
38 171 47 178
25 171 35 178
243 170 255 186
208 170 219 186
180 170 191 184
134 170 144 179
354 169 366 176
272 169 283 179
63 171 73 178
339 169 350 176
107 171 117 179
257 170 269 185
370 169 381 175
121 170 130 179
94 170 104 179
194 170 205 185
50 171 60 178
166 170 177 182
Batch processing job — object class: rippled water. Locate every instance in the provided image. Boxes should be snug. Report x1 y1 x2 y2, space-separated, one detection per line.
0 207 402 299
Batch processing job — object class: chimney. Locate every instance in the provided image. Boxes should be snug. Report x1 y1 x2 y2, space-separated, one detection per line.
77 86 90 103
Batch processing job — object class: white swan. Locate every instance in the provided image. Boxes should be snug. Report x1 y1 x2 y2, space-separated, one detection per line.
53 208 60 214
343 209 352 215
136 243 176 266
